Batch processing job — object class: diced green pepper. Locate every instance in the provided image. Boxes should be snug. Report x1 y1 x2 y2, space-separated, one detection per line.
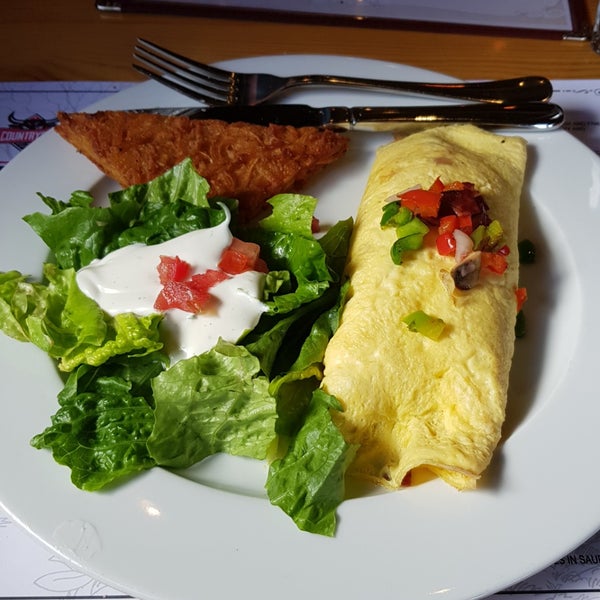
381 204 429 266
470 225 487 250
381 202 412 228
390 238 404 265
390 233 425 264
471 219 504 251
486 219 504 248
395 216 429 239
402 310 446 340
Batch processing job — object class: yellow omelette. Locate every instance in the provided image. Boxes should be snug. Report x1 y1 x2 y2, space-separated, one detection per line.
321 124 527 491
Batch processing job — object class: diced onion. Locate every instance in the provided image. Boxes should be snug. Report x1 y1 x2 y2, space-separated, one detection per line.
453 229 474 262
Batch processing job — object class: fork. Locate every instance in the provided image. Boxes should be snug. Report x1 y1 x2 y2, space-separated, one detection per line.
132 38 553 106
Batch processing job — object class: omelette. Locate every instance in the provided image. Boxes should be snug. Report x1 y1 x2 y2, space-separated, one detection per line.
321 124 527 491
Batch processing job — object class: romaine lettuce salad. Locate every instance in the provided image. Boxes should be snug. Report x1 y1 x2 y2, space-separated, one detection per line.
0 159 357 536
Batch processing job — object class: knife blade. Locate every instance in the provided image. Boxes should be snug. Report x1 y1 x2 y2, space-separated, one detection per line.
134 102 564 131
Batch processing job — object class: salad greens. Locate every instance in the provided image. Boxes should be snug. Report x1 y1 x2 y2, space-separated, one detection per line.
0 265 163 372
0 159 356 536
30 352 162 491
266 390 354 537
147 340 278 469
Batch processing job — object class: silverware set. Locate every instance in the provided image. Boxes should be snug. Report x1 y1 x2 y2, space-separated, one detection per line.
131 38 564 130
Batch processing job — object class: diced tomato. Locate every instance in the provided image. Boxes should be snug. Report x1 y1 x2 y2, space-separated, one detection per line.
515 287 528 312
219 249 249 275
253 257 269 273
311 216 320 234
497 244 511 256
189 269 229 292
218 237 262 275
481 251 508 274
154 238 268 314
157 255 191 284
231 237 261 263
438 215 458 235
436 232 456 256
457 214 473 235
438 214 472 237
154 280 212 313
399 188 442 219
154 269 230 314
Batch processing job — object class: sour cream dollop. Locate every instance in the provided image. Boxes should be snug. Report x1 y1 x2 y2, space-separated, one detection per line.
76 210 267 363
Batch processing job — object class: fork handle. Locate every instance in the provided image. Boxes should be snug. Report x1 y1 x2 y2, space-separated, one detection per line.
284 75 552 104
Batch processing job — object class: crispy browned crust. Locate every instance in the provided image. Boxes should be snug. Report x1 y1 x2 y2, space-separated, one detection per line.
55 111 349 221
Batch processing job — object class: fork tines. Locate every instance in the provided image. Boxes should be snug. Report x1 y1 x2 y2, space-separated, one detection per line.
132 38 234 104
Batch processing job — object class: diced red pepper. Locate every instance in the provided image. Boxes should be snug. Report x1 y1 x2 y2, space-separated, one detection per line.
428 177 445 194
438 214 472 237
436 213 473 257
438 215 458 235
399 188 442 219
157 255 191 284
515 287 528 312
481 251 508 274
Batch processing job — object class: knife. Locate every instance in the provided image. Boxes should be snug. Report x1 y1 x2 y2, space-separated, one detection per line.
134 102 564 131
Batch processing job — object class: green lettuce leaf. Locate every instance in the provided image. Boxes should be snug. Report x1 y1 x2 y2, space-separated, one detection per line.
59 311 164 373
148 340 278 468
264 277 353 536
243 286 336 378
0 270 50 342
243 216 352 440
266 390 357 536
0 264 163 372
245 194 333 314
24 158 228 270
242 216 353 374
270 280 350 437
30 352 164 491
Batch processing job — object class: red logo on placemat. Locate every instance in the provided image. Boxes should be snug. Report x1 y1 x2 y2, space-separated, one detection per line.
0 112 58 150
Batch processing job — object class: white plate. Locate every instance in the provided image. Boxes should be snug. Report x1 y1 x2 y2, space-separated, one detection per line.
1 55 599 600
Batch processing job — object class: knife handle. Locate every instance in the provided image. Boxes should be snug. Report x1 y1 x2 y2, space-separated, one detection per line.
345 102 564 131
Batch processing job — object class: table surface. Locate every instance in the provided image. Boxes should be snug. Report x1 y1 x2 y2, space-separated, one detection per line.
3 0 600 83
